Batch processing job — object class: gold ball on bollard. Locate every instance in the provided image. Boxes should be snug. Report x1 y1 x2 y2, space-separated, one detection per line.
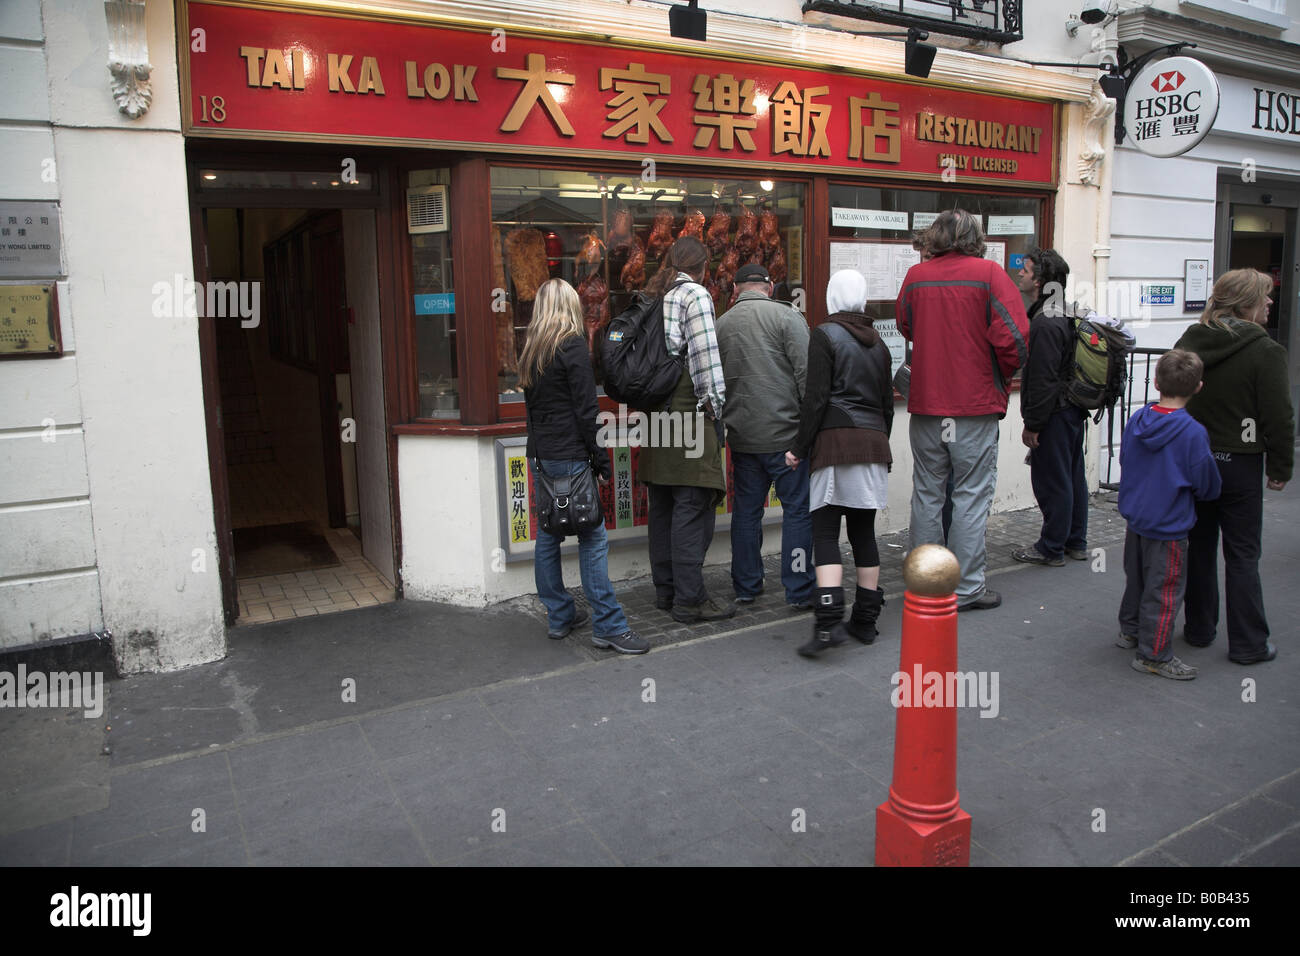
902 544 961 596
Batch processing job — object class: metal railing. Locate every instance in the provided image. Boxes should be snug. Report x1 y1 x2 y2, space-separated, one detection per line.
1098 347 1167 491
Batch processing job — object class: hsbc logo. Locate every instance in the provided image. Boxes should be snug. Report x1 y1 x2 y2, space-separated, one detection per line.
1124 56 1220 157
1152 70 1185 93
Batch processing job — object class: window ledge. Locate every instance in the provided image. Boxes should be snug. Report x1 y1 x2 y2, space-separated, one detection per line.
1178 0 1291 31
394 422 526 437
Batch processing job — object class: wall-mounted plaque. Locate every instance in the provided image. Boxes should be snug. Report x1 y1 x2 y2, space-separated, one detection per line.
0 285 62 358
0 201 64 278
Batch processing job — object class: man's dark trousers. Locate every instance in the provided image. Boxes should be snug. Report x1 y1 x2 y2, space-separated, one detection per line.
1184 452 1270 660
1029 404 1088 560
647 483 718 608
729 452 814 603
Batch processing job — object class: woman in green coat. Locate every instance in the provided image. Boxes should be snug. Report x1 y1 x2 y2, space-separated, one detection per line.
1175 268 1294 664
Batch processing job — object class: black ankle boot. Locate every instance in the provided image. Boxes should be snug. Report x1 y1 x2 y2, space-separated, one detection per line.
835 586 885 645
798 587 846 658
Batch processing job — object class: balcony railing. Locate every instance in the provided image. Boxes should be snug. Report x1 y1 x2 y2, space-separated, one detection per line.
801 0 1024 44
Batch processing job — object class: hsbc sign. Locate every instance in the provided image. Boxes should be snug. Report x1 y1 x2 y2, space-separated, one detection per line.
1123 56 1220 158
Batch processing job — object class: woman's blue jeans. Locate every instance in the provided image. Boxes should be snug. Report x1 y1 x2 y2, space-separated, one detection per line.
532 459 630 638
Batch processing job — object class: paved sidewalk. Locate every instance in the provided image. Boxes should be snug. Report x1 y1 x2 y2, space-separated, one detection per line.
2 492 1298 866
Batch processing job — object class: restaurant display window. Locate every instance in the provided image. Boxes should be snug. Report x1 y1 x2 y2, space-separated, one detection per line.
408 169 457 419
826 184 1047 378
490 167 807 405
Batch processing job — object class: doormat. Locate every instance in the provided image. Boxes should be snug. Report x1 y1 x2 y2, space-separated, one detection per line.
233 522 340 578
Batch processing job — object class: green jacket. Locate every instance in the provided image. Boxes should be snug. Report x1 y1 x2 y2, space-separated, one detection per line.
1175 318 1294 482
715 290 809 453
636 367 726 499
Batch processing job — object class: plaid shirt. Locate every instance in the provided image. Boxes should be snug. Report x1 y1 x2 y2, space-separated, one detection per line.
663 273 726 415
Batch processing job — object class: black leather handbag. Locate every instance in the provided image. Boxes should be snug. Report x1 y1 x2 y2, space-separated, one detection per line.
532 459 604 538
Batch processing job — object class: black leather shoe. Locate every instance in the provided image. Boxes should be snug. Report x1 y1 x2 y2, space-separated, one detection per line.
957 590 1002 612
1231 643 1277 664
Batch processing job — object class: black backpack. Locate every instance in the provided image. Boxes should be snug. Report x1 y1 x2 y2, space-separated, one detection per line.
1063 310 1135 423
599 279 688 412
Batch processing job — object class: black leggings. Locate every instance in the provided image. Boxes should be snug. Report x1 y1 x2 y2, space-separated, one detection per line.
812 505 879 568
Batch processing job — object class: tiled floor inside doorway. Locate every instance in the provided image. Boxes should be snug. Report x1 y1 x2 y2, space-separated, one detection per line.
229 461 395 625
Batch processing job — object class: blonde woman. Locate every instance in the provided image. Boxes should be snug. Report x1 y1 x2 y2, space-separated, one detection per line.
520 279 647 654
1175 268 1294 664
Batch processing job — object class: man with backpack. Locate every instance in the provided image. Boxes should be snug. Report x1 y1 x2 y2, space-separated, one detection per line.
633 237 735 623
1013 248 1092 567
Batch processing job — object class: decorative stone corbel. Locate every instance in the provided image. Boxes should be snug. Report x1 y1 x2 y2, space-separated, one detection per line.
1078 82 1115 187
105 0 152 119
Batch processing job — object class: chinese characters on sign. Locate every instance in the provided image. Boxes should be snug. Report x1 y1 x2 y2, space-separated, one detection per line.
185 2 1056 185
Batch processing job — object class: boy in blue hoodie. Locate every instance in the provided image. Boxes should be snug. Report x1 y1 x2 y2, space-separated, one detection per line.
1118 350 1222 680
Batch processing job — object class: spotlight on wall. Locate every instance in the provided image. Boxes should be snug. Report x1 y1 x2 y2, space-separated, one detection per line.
904 28 936 79
669 0 707 43
759 180 774 191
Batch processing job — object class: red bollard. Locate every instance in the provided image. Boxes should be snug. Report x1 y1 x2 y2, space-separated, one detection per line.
875 543 971 866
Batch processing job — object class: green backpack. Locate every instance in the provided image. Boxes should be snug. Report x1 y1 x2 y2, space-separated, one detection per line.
1064 313 1134 423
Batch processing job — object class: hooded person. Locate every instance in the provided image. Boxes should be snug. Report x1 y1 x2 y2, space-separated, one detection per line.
1174 268 1294 664
787 269 894 657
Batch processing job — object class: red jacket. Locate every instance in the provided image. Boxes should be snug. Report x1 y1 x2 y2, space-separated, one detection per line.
896 252 1030 417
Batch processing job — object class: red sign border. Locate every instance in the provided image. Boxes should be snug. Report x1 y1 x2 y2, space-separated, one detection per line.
178 0 1060 188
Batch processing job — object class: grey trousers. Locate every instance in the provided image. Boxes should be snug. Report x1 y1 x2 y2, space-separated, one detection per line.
909 414 1000 603
1119 529 1188 663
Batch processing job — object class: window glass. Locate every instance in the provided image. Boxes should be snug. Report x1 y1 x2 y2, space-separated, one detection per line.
490 167 807 402
409 170 457 419
827 184 1042 319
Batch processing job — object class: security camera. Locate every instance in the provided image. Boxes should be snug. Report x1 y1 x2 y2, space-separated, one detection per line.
1066 2 1118 36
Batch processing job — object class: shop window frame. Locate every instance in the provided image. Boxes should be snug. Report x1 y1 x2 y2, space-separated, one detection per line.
394 153 1056 433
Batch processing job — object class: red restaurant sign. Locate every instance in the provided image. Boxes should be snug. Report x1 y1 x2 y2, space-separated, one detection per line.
182 1 1057 186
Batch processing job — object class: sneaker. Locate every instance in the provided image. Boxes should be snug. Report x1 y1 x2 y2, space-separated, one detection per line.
957 589 1001 612
734 586 764 605
1065 548 1090 561
1011 546 1064 567
1115 633 1138 649
671 598 737 623
592 630 650 655
655 594 674 611
547 606 590 640
787 600 813 612
1131 654 1197 680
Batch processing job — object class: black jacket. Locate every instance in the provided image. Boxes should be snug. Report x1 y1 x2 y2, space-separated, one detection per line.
524 336 610 479
1020 296 1077 433
793 311 893 458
